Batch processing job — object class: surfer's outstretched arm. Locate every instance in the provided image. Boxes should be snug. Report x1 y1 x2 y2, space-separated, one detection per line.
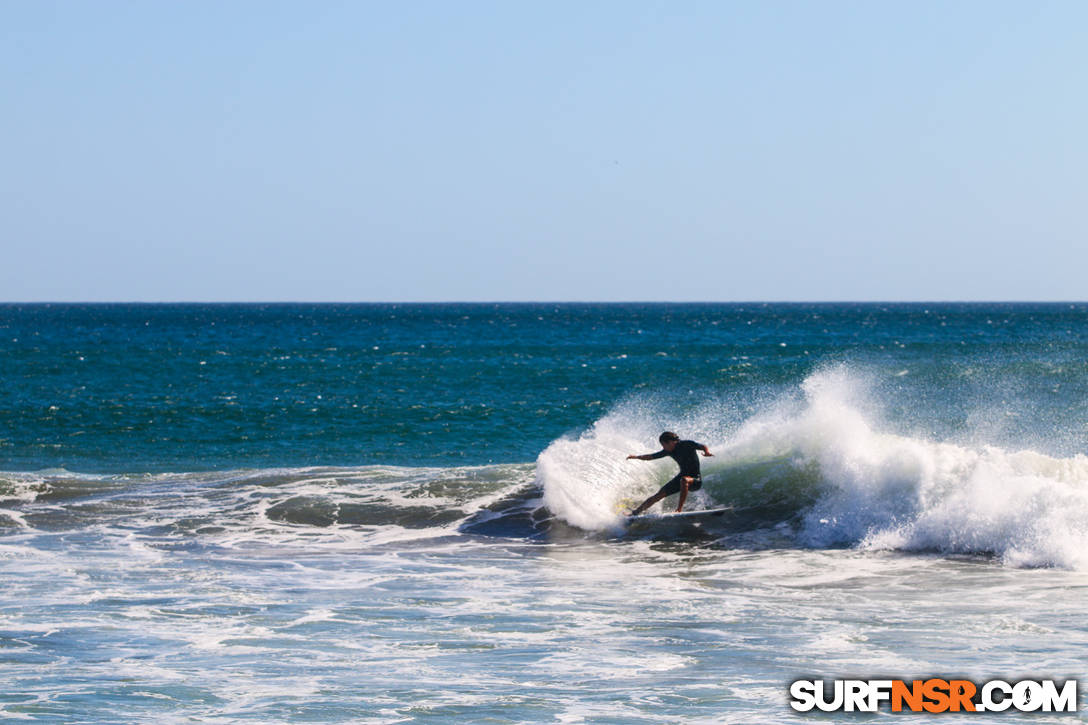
626 450 667 461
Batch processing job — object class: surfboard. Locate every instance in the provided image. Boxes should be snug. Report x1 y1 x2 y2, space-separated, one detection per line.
626 506 733 523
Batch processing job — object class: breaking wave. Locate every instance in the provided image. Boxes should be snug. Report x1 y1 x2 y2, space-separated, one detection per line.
538 366 1088 568
6 365 1088 567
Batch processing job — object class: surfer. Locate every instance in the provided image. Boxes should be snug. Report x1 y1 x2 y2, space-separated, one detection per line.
626 431 713 515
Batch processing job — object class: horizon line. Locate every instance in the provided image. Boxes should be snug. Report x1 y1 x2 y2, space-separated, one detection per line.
1 300 1087 306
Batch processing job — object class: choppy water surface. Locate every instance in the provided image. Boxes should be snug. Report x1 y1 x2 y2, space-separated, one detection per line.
2 304 1088 722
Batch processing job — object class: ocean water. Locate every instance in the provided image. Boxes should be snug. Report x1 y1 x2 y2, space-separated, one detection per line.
2 303 1088 722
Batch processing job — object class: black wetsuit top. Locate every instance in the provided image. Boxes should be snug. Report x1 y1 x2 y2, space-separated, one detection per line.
648 440 704 477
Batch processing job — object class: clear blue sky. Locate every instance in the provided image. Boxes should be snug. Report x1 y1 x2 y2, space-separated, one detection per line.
2 1 1085 301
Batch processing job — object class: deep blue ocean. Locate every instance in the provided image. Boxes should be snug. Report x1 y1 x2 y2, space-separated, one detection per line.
6 302 1088 471
3 303 1088 722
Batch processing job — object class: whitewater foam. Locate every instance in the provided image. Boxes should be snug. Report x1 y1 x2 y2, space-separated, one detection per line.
538 366 1088 568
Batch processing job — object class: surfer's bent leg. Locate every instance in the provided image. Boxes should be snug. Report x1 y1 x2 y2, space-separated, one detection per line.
675 475 702 512
630 475 685 516
660 474 687 498
676 477 691 512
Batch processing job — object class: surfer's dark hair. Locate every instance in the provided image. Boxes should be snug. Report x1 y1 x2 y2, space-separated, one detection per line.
659 431 680 444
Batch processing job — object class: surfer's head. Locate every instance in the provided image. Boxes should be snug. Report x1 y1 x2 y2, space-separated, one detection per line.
658 431 680 450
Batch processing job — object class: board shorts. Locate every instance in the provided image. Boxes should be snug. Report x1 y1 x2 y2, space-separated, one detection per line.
659 474 702 497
